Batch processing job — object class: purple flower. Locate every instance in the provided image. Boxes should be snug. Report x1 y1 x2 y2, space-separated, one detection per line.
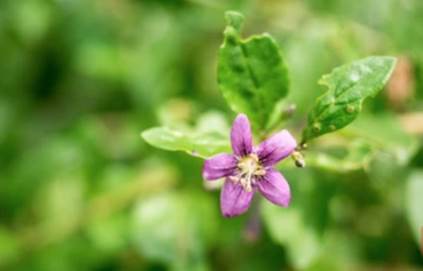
202 114 297 217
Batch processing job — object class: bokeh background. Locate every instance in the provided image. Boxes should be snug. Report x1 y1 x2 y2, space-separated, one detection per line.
0 0 423 270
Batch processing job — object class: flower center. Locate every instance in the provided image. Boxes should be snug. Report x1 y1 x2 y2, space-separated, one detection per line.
230 154 266 192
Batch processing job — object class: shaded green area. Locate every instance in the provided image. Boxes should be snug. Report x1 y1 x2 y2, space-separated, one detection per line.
0 0 423 270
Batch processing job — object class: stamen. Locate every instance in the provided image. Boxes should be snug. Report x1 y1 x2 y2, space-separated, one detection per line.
231 154 266 192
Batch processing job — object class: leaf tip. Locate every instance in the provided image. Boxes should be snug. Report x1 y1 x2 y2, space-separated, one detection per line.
371 55 398 85
386 56 397 75
140 129 151 142
224 11 244 32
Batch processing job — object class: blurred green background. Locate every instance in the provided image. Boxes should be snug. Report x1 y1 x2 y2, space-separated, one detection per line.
0 0 423 270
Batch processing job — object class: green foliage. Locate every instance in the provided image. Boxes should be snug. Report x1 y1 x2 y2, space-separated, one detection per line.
0 227 20 266
305 114 419 172
142 127 230 158
305 139 374 172
218 11 289 132
1 0 423 270
302 57 396 142
406 171 423 244
132 191 218 271
141 111 231 158
261 203 320 269
348 114 419 164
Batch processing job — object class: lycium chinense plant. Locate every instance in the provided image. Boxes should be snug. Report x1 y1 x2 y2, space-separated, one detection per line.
142 11 397 218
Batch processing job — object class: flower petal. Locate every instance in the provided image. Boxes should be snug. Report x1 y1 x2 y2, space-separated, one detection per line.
255 130 297 166
202 153 237 180
231 114 253 156
220 180 254 217
257 169 291 207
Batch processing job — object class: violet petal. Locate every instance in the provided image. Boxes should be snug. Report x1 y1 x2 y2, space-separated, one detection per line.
220 180 254 217
231 114 253 157
202 153 237 180
257 169 291 207
255 130 297 166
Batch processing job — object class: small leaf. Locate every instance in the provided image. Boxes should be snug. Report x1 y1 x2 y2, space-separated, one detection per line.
302 56 396 142
305 140 373 172
348 114 418 165
141 127 230 158
218 11 289 132
303 114 418 172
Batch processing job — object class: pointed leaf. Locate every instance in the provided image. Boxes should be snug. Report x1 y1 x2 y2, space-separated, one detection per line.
218 11 289 131
302 56 396 142
141 127 230 158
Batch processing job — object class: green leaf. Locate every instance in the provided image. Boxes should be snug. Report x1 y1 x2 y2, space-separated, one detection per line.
347 114 418 165
305 139 373 172
302 56 396 142
142 111 231 158
405 171 423 244
218 11 289 132
141 127 230 158
303 114 418 172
